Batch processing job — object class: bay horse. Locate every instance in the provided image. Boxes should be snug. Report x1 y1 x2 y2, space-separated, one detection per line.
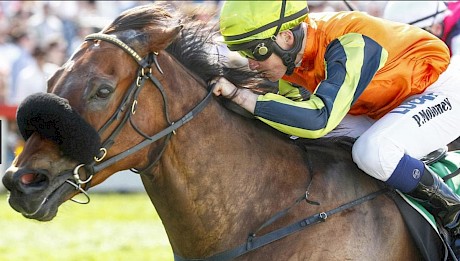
3 3 425 260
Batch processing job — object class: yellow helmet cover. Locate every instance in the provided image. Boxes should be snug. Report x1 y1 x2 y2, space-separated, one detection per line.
220 1 309 46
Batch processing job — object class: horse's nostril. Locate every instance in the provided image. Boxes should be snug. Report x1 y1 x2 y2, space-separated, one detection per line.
14 170 49 193
20 173 46 186
20 173 35 185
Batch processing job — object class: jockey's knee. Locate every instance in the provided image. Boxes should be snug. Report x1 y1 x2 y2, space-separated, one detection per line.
352 134 404 182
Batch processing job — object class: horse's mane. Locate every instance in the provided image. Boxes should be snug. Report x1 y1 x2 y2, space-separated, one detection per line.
167 23 256 85
101 3 267 92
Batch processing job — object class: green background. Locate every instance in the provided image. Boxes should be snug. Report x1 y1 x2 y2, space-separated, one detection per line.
0 193 173 261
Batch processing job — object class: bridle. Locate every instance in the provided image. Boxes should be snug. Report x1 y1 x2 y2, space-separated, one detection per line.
65 33 214 203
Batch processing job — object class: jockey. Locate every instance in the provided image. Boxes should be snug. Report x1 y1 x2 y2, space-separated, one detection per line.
213 0 460 250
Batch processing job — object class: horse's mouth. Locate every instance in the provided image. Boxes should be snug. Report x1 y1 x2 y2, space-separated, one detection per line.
7 174 78 221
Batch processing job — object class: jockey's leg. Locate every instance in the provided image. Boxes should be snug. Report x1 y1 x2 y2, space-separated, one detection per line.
384 153 460 232
407 161 460 232
352 60 460 236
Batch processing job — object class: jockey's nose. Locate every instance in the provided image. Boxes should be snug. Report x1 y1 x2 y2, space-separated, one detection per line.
248 59 260 71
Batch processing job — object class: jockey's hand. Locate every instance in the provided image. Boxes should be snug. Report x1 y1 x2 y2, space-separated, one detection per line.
212 77 237 98
211 77 258 114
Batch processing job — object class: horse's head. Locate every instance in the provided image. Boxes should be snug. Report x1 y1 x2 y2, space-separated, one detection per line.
2 4 186 221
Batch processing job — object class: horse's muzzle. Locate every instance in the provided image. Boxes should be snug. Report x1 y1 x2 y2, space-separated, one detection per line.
2 165 76 221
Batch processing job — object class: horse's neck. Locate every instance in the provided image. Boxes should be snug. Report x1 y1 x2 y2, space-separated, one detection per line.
142 98 314 256
141 60 378 257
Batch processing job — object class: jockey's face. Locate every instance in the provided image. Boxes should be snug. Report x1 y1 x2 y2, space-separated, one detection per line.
246 31 295 82
247 50 287 82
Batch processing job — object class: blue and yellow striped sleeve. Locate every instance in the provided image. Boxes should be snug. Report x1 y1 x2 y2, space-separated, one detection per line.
278 79 311 101
254 33 388 138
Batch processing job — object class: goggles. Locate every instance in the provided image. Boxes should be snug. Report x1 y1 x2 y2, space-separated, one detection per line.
228 39 274 61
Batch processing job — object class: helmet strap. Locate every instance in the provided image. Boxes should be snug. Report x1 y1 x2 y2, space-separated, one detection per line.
272 24 305 75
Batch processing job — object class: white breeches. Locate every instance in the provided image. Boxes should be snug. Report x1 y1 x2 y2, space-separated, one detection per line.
336 56 460 181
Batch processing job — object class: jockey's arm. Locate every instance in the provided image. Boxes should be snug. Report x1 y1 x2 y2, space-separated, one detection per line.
214 34 388 139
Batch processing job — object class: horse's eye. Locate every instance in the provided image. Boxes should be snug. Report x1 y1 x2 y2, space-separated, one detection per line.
96 86 113 99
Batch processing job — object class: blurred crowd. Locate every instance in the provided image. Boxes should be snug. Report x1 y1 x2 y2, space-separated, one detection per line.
1 1 149 106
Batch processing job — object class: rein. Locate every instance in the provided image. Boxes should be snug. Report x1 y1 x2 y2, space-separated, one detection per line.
66 33 214 200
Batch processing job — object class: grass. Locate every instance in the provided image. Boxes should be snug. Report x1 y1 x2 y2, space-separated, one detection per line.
0 192 174 261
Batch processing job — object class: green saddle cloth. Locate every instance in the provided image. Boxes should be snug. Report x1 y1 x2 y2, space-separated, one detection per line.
398 150 460 232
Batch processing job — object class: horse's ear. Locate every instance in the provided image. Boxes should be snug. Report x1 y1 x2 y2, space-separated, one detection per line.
153 25 183 51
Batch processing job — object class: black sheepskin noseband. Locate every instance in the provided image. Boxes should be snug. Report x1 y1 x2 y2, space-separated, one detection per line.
16 93 101 164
